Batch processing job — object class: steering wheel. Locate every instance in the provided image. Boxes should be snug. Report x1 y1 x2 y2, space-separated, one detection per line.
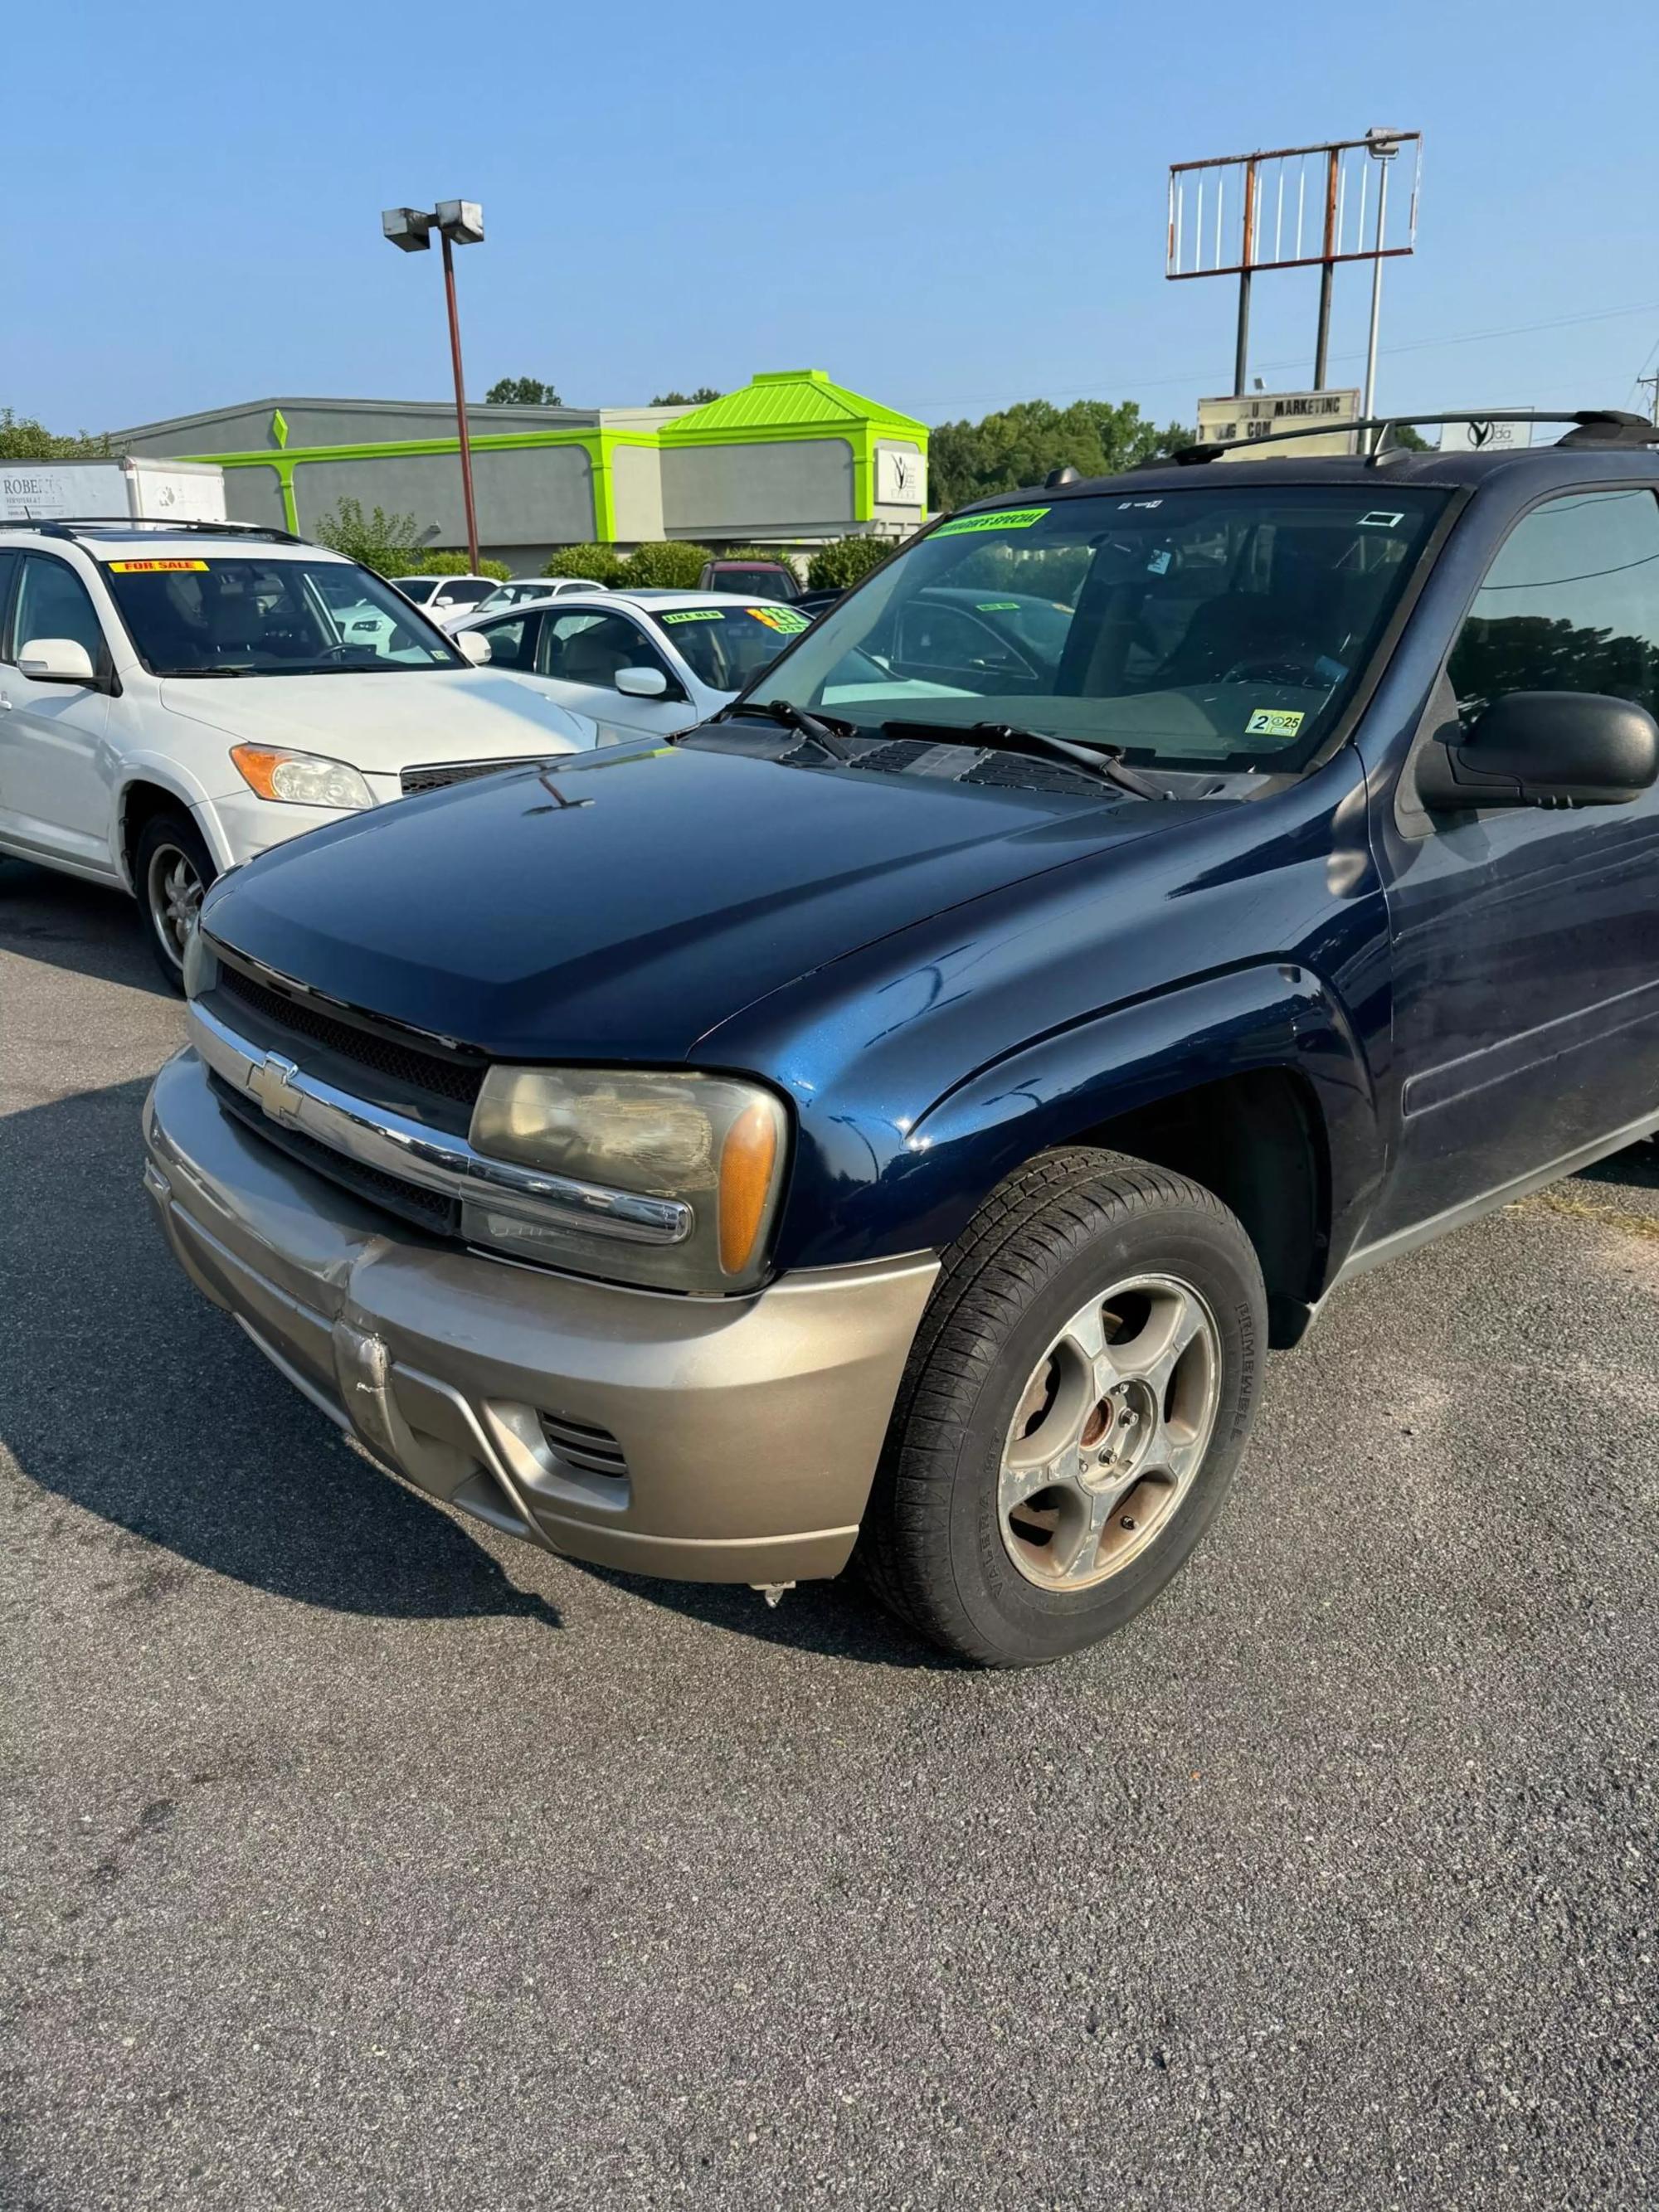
1218 648 1328 689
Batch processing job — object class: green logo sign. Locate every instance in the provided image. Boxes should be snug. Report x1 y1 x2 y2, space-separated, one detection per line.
934 507 1050 537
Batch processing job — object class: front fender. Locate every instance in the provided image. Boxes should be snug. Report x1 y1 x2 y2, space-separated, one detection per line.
780 965 1383 1285
112 756 231 887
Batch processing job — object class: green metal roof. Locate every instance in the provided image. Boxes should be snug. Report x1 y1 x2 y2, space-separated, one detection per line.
659 369 927 441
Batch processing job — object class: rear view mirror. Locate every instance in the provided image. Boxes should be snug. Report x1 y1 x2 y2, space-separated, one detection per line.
457 631 492 666
18 637 98 686
615 666 669 698
1420 690 1659 810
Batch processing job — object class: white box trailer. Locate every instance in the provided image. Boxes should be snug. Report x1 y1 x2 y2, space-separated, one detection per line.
0 456 226 525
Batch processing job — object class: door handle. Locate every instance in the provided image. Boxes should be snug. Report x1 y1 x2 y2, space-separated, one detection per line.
0 693 12 710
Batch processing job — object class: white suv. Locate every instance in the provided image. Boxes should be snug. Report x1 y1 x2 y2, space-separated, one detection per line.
0 521 596 983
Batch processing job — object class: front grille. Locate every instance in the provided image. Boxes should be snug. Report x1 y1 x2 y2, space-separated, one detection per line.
210 1072 460 1237
539 1412 630 1480
400 756 537 797
216 962 486 1110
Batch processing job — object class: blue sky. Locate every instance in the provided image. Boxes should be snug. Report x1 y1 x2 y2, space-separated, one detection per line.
7 0 1658 436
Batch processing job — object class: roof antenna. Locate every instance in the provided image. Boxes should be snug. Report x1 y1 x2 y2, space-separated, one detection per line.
1045 464 1081 489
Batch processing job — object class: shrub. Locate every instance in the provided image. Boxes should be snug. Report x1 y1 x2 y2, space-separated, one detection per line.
543 543 629 588
310 497 425 578
720 547 800 576
806 535 896 592
620 540 712 589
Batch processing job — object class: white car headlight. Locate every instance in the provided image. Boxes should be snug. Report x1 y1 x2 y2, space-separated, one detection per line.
230 743 373 810
465 1066 790 1293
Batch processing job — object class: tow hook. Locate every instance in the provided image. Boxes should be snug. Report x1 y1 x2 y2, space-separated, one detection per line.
751 1582 795 1608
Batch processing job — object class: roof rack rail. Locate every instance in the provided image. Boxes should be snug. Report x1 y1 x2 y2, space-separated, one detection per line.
0 517 304 545
1148 409 1659 469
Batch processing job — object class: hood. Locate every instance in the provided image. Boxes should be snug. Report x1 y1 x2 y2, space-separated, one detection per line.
202 737 1192 1062
163 668 594 783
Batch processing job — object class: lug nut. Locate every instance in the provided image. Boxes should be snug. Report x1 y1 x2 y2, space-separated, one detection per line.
1120 1515 1137 1531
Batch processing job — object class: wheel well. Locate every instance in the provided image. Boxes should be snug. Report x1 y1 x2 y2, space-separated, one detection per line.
1073 1068 1330 1348
119 781 194 891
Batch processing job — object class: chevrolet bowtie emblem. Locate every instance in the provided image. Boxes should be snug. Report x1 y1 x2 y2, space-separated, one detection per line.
248 1051 304 1125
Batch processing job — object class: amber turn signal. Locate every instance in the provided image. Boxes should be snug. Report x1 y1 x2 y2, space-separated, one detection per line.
718 1100 781 1276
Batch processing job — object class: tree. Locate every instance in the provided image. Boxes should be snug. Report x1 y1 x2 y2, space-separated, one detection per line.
485 377 562 406
0 408 113 460
1385 423 1431 453
311 496 426 577
928 399 1191 511
650 387 722 406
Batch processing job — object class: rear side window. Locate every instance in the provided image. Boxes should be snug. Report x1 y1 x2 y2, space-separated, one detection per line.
12 555 106 664
1449 488 1659 721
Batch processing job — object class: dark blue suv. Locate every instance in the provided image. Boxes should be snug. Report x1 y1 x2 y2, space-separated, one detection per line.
144 413 1659 1665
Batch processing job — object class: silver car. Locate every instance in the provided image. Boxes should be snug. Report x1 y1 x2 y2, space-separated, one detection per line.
451 588 813 743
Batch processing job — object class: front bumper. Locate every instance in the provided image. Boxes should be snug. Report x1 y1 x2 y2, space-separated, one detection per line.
142 1050 938 1583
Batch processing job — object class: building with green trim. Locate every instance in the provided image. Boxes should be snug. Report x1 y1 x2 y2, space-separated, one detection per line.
109 371 929 568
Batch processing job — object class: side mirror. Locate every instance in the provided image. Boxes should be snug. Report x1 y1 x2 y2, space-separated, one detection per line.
18 637 98 687
1419 690 1659 811
615 665 669 699
456 631 492 666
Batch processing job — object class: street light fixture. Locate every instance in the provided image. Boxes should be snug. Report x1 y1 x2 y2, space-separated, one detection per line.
380 199 486 571
1360 130 1402 421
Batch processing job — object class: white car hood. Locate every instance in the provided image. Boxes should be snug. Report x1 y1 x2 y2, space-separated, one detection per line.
161 668 596 783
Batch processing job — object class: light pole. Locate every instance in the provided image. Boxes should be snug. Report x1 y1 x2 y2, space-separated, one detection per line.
382 200 485 573
1360 131 1401 423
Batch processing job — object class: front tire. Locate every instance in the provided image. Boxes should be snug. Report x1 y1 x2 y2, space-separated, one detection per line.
134 811 216 993
859 1150 1266 1667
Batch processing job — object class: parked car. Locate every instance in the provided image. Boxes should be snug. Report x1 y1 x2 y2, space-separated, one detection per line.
145 412 1659 1665
450 588 813 742
0 520 595 982
458 577 605 625
698 557 801 602
396 574 498 619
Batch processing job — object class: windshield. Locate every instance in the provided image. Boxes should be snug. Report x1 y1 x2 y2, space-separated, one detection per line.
397 577 441 604
659 602 812 691
101 557 465 676
747 484 1447 771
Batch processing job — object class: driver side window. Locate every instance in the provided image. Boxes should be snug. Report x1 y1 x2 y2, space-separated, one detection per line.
1447 489 1659 723
13 556 106 665
539 610 672 693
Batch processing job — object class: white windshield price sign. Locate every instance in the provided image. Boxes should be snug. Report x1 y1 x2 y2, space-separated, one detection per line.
1197 389 1360 459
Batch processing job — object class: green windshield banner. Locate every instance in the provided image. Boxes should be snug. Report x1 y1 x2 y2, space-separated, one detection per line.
933 507 1050 537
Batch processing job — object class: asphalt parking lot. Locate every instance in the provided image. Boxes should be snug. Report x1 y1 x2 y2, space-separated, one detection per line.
4 860 1658 2212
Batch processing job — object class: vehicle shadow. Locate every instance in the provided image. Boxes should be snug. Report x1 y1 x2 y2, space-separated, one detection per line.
0 1073 559 1627
0 858 173 1000
572 1560 962 1670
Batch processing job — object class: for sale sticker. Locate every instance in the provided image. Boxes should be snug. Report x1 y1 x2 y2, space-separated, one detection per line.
659 608 723 624
1246 708 1306 738
747 606 810 633
105 558 209 572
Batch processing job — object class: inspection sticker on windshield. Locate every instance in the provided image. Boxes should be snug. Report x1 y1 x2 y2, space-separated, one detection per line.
106 558 209 572
1357 510 1405 528
660 608 723 624
934 507 1049 537
1246 708 1305 738
747 606 811 633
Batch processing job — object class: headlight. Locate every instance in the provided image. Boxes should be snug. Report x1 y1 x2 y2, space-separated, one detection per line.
230 743 373 810
465 1066 790 1293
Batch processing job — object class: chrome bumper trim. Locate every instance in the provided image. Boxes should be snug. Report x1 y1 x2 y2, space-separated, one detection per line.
185 998 693 1246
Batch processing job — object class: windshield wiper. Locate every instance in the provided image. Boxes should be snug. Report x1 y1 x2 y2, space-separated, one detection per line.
713 698 859 761
879 720 1161 800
